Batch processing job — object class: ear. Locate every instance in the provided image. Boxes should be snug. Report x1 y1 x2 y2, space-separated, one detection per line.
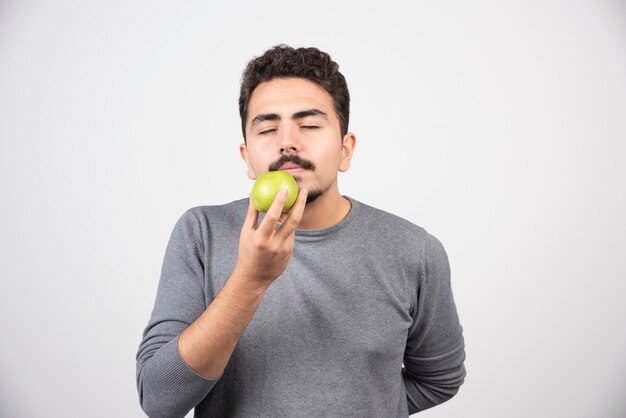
339 132 356 172
239 143 257 180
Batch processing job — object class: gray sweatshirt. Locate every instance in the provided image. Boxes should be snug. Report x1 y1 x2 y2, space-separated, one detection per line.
136 197 466 417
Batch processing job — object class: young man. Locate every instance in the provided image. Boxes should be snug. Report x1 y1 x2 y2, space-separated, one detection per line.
136 45 466 417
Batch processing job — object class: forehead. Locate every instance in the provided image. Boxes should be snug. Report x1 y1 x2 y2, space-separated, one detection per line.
247 77 335 118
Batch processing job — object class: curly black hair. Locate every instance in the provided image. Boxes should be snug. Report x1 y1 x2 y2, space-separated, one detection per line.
238 44 350 142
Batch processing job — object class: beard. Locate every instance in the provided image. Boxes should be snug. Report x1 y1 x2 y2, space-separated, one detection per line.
286 170 325 206
305 188 323 204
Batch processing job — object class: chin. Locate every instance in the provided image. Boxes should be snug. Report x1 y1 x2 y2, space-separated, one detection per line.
305 189 323 204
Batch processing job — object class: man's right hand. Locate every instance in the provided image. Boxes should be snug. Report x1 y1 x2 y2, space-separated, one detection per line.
234 186 308 287
178 186 308 380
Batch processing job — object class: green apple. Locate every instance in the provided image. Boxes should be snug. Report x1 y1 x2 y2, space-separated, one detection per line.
251 170 299 213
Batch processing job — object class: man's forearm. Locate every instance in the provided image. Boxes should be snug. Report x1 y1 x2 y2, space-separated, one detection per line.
178 190 307 380
178 268 270 379
403 341 466 414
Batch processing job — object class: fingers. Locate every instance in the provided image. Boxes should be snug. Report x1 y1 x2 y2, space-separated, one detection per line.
242 195 259 232
257 188 290 235
277 212 289 225
276 188 308 240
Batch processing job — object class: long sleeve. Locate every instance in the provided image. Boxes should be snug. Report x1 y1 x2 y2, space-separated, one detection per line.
136 210 218 418
403 233 466 414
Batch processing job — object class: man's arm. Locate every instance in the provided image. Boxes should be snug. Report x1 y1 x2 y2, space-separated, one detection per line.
178 187 308 378
403 233 466 414
136 188 307 418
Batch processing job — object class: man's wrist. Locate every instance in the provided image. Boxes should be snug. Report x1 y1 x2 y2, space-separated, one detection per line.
230 265 272 296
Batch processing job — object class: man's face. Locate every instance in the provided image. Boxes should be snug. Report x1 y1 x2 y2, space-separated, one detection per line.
240 77 354 203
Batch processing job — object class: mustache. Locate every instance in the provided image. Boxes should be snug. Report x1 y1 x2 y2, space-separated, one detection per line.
268 154 316 172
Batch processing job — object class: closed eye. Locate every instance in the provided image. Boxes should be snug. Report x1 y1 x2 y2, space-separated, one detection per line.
259 128 277 135
301 125 319 129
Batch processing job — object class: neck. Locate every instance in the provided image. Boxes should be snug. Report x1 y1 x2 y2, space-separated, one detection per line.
297 183 351 230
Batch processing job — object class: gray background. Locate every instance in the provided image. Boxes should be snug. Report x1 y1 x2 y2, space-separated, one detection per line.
1 0 625 417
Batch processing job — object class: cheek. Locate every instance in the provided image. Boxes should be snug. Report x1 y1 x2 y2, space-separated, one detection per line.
247 147 274 170
314 148 343 178
312 140 342 161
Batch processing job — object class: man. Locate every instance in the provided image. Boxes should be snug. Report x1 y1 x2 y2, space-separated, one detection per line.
136 45 466 418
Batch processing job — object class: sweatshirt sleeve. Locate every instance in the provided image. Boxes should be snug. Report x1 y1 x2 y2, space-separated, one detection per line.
136 209 218 418
403 233 466 414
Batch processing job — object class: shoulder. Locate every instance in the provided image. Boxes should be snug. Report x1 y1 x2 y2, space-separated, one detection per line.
350 198 426 238
349 197 447 259
173 198 248 237
182 198 248 223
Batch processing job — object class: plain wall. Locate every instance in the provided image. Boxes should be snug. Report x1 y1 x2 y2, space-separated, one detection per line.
1 0 625 417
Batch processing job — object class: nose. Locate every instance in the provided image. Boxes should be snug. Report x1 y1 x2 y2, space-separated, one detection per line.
280 145 297 154
278 127 299 154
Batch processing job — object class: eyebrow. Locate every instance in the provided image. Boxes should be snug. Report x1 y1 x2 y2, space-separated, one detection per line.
250 108 328 128
292 109 328 120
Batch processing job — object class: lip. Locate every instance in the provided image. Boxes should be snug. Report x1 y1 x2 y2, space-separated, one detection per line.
279 163 306 172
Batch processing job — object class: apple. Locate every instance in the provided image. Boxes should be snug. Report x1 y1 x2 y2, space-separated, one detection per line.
251 170 299 213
